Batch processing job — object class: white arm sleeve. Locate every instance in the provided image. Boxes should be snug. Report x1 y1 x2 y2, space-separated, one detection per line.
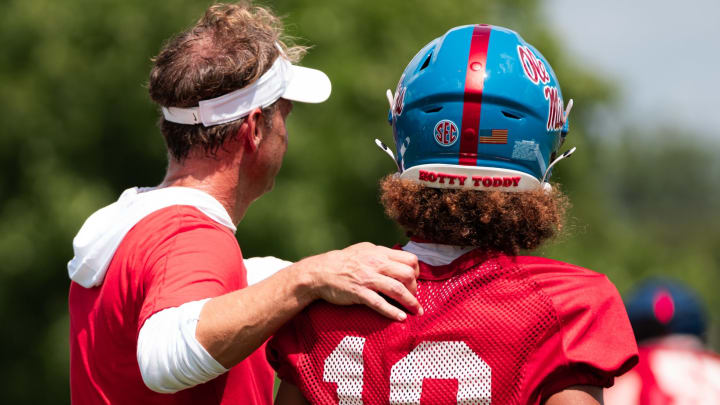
243 256 293 286
137 298 227 394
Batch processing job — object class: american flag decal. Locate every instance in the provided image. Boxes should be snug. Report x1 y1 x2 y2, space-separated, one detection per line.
479 129 508 144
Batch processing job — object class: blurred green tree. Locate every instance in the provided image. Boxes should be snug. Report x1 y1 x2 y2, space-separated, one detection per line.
0 0 717 403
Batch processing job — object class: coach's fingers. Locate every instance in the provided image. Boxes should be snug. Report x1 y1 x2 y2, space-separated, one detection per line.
356 289 408 322
345 241 376 252
370 275 423 316
380 247 420 271
375 260 418 295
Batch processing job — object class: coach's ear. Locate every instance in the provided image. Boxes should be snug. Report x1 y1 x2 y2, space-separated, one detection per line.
239 107 264 153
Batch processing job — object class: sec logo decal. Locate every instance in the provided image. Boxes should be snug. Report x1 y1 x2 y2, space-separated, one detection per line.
434 120 458 147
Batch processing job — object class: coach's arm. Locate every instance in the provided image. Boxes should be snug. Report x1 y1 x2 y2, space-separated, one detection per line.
137 242 421 393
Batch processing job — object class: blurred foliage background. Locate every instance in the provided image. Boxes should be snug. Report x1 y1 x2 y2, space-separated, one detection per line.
0 0 718 402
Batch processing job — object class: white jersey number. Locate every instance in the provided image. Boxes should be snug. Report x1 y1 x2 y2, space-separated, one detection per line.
323 336 492 404
323 336 366 405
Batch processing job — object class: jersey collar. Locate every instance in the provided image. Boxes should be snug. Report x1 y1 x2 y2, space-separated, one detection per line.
395 242 501 281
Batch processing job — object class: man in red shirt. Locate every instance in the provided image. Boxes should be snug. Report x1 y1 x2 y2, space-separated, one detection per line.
68 2 421 404
268 25 638 404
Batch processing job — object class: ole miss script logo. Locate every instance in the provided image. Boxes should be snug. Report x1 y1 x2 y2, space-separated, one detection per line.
517 45 550 85
434 120 458 147
517 44 566 132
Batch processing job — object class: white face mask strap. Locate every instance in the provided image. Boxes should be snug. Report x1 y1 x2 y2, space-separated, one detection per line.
563 98 574 125
540 99 575 193
374 139 401 172
541 146 577 184
386 89 394 109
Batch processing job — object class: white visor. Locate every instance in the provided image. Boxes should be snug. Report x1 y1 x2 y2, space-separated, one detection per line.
161 56 331 127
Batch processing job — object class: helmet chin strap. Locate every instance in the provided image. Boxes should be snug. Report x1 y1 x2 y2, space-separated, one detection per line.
381 89 401 171
542 98 575 192
374 139 401 172
541 146 577 188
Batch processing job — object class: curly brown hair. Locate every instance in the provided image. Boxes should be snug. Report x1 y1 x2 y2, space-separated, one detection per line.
380 176 570 255
148 1 307 161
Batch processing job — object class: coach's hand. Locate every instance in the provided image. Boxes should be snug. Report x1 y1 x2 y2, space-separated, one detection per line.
297 242 422 321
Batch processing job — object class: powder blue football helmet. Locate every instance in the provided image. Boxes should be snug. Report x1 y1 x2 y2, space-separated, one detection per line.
377 24 574 191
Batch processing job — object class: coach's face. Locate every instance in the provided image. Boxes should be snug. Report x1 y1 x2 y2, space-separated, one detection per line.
254 98 293 194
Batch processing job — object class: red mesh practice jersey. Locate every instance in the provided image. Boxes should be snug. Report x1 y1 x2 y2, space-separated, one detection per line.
268 249 638 404
605 337 720 405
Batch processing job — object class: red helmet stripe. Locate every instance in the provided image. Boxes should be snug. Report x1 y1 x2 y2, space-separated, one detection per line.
459 24 492 166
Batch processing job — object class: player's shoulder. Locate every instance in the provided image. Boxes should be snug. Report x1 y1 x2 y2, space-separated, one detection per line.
513 255 611 286
512 255 621 311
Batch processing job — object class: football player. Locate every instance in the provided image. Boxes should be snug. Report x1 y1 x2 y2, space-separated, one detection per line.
606 280 720 404
268 25 638 404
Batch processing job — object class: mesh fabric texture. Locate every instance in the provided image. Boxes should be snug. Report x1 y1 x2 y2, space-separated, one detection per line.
269 250 638 404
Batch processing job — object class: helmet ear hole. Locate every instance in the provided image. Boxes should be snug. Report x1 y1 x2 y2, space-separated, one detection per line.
418 53 432 71
423 106 443 113
501 110 523 120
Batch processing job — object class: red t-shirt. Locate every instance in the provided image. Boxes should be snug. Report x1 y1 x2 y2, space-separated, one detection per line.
69 206 274 404
605 337 720 404
268 249 638 404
